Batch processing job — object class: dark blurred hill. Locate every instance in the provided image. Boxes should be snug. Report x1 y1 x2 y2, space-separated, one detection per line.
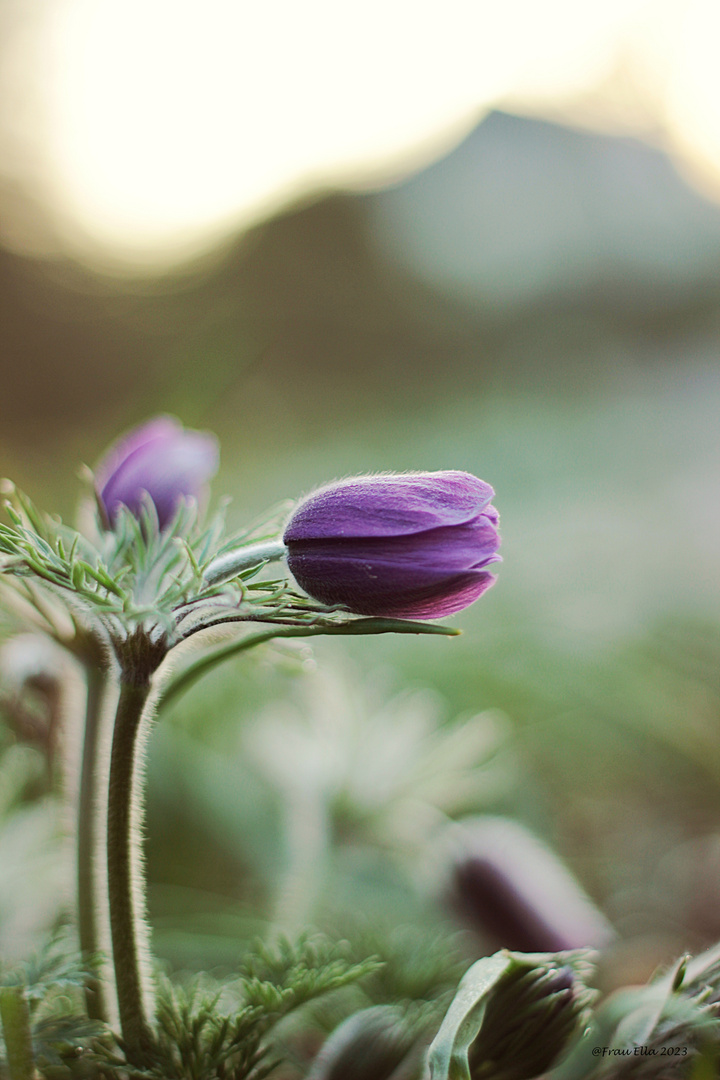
369 110 720 312
3 109 720 464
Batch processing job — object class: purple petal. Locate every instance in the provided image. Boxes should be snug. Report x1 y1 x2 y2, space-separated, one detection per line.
373 570 498 619
286 549 498 617
94 416 179 493
453 857 581 953
285 472 496 541
288 517 501 574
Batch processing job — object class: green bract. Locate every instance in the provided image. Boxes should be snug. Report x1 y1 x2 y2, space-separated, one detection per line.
426 950 597 1080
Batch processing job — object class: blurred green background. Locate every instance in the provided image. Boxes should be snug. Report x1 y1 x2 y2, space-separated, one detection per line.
2 78 720 999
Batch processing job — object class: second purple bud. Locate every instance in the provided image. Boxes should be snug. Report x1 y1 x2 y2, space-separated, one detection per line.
94 415 219 530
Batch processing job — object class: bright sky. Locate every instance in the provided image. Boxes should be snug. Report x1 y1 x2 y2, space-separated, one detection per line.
3 0 720 270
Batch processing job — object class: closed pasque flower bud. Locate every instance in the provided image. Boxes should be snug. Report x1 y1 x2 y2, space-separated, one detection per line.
283 472 500 620
427 950 597 1080
444 817 615 954
467 957 594 1080
308 1006 420 1080
94 416 219 529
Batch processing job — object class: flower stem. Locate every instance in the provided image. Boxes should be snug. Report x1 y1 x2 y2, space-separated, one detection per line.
77 659 113 1022
202 539 287 586
0 987 34 1080
274 788 330 932
106 671 156 1064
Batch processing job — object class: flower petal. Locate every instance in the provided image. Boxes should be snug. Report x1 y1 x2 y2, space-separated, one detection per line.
285 472 496 541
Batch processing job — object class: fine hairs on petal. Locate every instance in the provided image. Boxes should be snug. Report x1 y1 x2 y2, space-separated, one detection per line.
287 469 496 510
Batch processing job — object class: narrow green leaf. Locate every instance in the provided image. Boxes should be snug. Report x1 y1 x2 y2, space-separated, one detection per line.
76 560 125 598
72 561 85 591
182 539 202 579
3 505 23 528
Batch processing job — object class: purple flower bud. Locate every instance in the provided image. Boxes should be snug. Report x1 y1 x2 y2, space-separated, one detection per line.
283 472 501 620
444 818 615 953
308 1007 419 1080
94 416 219 529
467 957 595 1080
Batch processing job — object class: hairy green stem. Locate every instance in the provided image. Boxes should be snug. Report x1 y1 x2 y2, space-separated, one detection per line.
0 987 34 1080
106 672 156 1064
202 538 287 586
77 660 112 1021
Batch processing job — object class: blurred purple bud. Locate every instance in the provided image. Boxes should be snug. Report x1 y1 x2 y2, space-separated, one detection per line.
308 1006 419 1080
283 472 500 620
445 817 615 953
94 416 219 529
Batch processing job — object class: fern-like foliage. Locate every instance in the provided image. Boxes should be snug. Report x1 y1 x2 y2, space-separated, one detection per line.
0 934 379 1080
0 934 108 1079
110 937 381 1080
